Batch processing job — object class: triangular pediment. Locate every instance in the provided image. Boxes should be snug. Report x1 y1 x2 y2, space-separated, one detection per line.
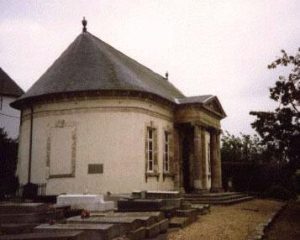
203 97 226 118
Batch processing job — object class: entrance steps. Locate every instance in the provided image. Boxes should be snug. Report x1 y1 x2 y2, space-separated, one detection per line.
183 192 254 205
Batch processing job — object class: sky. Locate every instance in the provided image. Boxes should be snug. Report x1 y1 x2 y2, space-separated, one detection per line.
1 0 300 135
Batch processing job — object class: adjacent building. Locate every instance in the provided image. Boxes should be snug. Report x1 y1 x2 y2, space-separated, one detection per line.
0 68 24 139
12 20 226 195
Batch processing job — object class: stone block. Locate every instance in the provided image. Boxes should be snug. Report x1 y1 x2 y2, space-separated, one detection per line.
0 203 49 214
169 217 189 228
57 194 114 212
0 223 39 235
128 227 146 240
0 231 86 240
158 219 169 233
67 216 142 234
0 212 49 224
108 212 164 221
132 190 181 199
162 198 182 208
145 222 160 238
35 223 119 240
117 199 163 212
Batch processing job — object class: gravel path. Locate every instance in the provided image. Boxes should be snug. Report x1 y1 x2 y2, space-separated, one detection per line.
167 199 284 240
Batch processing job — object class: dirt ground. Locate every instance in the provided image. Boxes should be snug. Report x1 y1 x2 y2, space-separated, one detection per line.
167 199 284 240
264 200 300 240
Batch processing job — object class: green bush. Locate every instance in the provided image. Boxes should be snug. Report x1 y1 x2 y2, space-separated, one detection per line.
263 185 297 200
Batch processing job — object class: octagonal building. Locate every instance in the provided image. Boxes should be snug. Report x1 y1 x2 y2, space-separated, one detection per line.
12 20 226 195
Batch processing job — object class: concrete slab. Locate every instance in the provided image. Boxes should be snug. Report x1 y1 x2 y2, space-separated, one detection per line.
35 223 119 240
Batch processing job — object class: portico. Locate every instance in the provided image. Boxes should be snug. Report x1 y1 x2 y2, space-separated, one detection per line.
174 96 226 193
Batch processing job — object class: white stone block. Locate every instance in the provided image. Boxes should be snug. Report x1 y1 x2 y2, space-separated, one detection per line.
57 194 114 212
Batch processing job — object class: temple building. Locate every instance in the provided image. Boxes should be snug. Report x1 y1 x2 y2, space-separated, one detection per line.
11 19 226 195
0 68 24 139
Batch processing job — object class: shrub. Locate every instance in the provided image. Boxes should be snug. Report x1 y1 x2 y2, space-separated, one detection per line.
263 184 297 200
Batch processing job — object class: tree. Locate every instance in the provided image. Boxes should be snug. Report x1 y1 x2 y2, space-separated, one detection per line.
221 131 267 163
0 128 19 199
250 49 300 169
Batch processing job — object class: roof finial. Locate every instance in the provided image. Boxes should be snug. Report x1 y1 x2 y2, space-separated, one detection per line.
82 17 87 32
165 71 169 80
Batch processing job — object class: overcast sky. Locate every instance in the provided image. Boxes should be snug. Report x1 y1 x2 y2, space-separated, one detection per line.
1 0 299 135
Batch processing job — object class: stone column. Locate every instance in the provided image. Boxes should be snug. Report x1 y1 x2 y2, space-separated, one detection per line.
210 130 223 192
193 125 203 191
201 128 208 190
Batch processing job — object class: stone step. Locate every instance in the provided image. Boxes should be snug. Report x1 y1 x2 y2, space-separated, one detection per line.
0 231 86 240
132 191 181 199
117 199 164 212
184 193 247 201
169 217 189 228
35 223 120 240
184 192 244 198
190 204 210 214
0 203 49 214
0 223 39 235
186 196 254 205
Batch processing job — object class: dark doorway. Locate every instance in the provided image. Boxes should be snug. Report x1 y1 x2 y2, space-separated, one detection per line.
182 136 192 193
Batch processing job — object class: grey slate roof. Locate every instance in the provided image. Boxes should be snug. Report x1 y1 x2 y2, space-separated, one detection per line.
13 31 185 107
0 68 24 97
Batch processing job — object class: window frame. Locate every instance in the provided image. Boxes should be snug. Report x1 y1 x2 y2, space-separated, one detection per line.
163 131 170 173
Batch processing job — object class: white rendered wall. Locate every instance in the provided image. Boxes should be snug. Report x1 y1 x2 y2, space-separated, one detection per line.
18 97 175 195
0 95 21 139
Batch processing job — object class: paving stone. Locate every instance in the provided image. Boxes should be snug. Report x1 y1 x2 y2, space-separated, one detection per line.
0 231 86 240
35 223 119 240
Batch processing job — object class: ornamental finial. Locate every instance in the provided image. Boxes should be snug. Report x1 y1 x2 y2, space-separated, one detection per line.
165 71 169 80
82 17 87 32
